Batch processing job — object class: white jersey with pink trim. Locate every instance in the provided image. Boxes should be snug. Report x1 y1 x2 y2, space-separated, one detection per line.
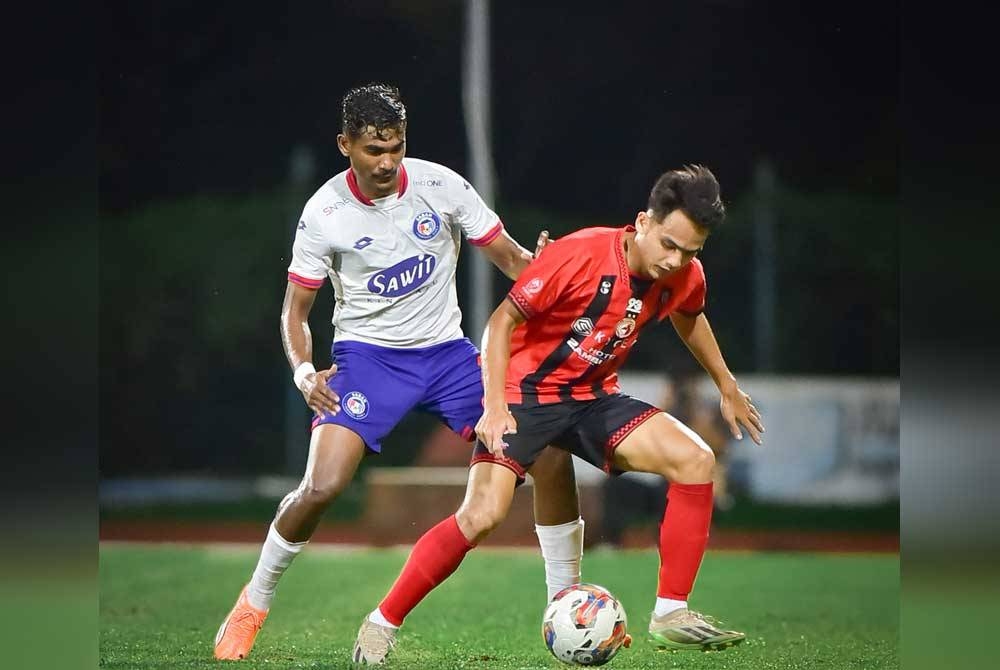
287 157 503 348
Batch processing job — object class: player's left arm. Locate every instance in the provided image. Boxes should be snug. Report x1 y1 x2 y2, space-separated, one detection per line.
669 311 765 445
478 228 551 280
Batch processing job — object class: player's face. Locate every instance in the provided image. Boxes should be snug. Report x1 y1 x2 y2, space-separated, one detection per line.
337 125 407 198
631 209 708 280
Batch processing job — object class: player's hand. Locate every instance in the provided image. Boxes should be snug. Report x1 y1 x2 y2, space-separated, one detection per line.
475 404 518 457
299 364 341 416
519 229 551 262
533 230 551 257
720 386 764 445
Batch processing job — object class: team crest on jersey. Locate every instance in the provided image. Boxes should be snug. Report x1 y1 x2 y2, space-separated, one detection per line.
412 211 442 240
615 317 636 339
524 277 544 295
343 391 370 420
572 317 594 337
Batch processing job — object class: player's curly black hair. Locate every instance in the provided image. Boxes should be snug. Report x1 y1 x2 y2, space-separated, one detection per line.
341 83 407 139
648 165 726 230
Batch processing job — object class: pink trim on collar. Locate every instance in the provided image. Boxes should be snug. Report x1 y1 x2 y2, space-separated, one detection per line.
346 164 409 206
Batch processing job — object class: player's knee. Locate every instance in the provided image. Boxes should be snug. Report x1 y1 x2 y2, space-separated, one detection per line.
299 477 349 508
674 444 715 483
531 451 575 488
456 500 506 537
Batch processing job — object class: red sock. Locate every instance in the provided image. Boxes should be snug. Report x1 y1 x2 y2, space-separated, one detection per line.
378 514 475 626
657 482 713 600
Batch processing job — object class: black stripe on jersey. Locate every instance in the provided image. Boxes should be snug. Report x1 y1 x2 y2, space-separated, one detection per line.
520 274 618 406
564 277 655 401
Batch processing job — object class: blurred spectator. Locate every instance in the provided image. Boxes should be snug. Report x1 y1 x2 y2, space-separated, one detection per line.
600 367 734 547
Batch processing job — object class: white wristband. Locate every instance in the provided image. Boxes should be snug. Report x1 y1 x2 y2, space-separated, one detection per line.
293 362 316 390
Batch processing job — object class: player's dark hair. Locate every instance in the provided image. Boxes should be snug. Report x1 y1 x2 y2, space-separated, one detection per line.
648 165 725 230
341 83 407 139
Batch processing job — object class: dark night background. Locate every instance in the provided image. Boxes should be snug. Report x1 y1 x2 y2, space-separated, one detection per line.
97 0 898 477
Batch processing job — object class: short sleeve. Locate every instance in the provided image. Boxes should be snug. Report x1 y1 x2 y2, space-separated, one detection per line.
506 242 585 319
674 261 707 316
286 212 329 289
448 173 502 246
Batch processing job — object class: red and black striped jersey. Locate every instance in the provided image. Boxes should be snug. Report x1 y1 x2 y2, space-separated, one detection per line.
505 225 706 405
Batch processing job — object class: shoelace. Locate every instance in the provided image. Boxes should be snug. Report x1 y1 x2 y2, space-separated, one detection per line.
230 608 265 631
682 611 729 632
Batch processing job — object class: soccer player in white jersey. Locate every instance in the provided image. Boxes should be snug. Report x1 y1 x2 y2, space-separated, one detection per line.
214 83 585 661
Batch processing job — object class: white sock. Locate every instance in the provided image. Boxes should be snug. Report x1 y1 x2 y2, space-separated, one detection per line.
246 523 307 610
654 597 688 617
535 517 585 601
368 608 399 629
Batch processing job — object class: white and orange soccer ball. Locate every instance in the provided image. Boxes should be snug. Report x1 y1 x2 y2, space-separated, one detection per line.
541 583 631 666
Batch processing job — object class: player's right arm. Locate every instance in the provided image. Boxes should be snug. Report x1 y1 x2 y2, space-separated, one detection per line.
475 300 526 456
280 282 341 416
284 208 341 416
281 281 340 414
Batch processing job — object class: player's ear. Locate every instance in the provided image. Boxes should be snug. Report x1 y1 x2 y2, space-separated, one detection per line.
635 210 649 231
336 134 351 157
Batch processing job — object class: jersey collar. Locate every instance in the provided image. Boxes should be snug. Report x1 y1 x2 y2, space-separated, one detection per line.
346 163 409 206
616 225 635 283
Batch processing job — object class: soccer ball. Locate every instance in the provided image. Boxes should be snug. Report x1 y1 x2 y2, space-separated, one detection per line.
541 583 630 666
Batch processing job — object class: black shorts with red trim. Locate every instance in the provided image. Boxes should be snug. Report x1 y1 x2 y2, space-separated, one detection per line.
470 393 660 485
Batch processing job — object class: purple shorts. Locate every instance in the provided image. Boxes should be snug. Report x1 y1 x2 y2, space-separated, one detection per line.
311 338 483 453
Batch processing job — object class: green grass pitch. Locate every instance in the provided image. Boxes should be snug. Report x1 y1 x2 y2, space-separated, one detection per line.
100 544 898 669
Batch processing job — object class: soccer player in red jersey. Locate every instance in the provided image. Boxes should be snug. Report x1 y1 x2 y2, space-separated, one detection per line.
354 165 764 663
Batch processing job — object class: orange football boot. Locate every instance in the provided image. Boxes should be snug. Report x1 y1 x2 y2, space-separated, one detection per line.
214 585 268 660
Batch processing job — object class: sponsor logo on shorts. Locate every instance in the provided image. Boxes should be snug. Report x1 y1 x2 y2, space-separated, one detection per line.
367 254 437 297
343 391 369 420
412 211 442 240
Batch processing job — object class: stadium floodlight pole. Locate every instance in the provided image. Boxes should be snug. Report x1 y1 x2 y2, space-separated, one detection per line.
462 0 496 344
